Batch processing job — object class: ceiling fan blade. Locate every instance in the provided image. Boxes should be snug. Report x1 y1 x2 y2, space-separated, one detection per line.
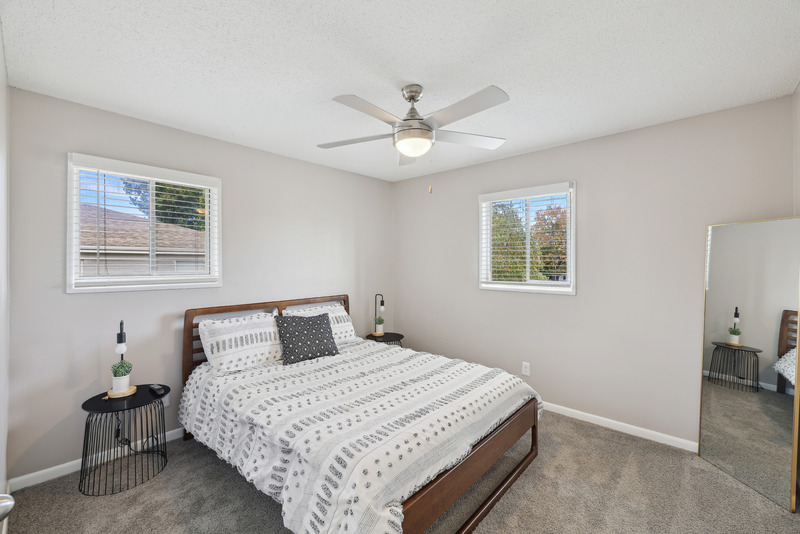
398 152 416 166
317 133 393 149
423 86 509 131
333 95 403 126
436 130 506 150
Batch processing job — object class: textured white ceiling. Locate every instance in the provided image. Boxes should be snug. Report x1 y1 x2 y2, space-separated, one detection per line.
2 1 800 181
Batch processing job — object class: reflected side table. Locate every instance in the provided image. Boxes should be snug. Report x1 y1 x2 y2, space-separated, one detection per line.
79 384 170 495
366 332 404 346
708 342 761 392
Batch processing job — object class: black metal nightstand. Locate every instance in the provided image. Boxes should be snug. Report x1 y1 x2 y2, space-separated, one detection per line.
79 384 170 495
366 332 404 346
708 342 761 392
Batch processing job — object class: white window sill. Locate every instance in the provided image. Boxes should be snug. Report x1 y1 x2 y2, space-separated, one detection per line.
68 277 221 294
479 282 575 295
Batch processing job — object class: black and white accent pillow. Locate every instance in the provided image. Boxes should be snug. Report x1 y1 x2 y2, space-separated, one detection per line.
283 303 357 345
275 314 339 365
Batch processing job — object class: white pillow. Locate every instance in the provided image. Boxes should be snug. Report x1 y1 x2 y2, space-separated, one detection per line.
773 347 797 386
199 311 282 373
282 303 357 344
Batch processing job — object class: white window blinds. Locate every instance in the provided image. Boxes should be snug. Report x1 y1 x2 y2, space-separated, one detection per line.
66 153 221 293
479 182 575 295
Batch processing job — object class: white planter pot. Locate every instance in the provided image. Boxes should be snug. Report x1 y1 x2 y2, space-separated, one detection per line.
375 324 384 335
112 374 130 393
728 334 740 345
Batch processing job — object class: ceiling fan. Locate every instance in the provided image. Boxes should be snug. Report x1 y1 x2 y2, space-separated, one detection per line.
317 84 509 164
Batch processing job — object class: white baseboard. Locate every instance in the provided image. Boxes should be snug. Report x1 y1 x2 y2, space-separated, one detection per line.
755 381 795 394
8 427 184 492
542 401 699 453
701 370 795 395
8 458 83 493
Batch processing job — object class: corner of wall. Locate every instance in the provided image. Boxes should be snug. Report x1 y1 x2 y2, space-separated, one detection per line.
0 20 10 492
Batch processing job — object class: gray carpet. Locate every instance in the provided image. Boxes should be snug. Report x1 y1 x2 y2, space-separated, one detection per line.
699 380 794 509
9 411 800 534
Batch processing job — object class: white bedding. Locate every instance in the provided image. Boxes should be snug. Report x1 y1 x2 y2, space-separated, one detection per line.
773 347 796 385
179 338 539 534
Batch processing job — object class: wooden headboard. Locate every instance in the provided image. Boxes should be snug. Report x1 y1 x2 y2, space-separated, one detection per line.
777 309 798 394
181 294 350 389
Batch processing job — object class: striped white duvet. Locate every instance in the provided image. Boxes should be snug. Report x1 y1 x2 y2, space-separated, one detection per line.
179 339 539 534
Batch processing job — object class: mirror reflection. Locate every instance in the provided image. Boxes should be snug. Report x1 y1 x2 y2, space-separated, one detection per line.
699 217 800 512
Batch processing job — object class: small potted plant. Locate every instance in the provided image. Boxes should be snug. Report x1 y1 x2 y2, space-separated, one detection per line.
111 359 133 393
374 316 385 336
728 327 741 347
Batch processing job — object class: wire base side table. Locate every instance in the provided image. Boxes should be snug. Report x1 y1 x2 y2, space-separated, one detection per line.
79 385 169 496
708 342 761 392
366 332 404 346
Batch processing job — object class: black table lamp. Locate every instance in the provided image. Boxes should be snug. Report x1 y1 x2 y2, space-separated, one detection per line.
374 293 385 321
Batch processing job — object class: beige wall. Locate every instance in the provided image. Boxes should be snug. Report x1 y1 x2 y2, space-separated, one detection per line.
390 97 794 443
7 89 394 478
0 24 9 489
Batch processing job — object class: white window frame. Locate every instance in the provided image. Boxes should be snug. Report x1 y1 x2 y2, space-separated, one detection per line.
478 181 575 295
66 153 222 293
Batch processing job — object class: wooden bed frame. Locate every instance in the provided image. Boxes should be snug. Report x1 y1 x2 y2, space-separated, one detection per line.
776 309 798 395
181 294 539 534
775 309 800 513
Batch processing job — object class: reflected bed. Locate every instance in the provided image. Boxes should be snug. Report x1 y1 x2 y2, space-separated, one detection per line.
775 310 798 394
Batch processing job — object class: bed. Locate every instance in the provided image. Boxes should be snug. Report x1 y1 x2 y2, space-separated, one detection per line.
179 294 540 534
775 309 798 394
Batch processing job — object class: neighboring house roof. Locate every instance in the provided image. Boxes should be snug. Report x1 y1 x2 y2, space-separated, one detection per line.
80 203 204 251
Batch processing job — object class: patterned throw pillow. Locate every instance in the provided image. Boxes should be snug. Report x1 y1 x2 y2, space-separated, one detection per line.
773 348 797 385
283 303 357 345
275 314 339 365
199 311 282 374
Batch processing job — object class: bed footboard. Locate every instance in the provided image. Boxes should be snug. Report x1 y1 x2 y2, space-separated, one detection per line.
402 398 538 534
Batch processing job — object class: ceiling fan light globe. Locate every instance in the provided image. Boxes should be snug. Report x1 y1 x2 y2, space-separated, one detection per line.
395 138 432 158
393 128 434 158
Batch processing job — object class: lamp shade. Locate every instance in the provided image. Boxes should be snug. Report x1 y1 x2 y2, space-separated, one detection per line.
393 128 434 158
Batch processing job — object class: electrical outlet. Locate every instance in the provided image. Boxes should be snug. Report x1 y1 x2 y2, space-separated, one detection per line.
521 362 530 376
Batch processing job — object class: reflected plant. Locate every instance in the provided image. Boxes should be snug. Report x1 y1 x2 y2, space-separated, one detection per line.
111 360 133 377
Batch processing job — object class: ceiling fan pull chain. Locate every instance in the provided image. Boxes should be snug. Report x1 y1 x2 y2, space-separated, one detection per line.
428 152 433 194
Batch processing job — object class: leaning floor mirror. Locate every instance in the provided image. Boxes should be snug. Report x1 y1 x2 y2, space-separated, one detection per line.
699 217 800 512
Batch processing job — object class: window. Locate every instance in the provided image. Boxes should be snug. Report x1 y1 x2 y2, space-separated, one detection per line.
479 182 575 295
67 153 221 293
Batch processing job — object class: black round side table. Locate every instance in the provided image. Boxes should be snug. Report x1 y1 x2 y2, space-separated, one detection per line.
708 342 761 392
366 332 404 347
79 384 170 496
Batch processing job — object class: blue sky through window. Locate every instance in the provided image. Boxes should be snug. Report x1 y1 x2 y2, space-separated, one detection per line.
78 170 147 217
